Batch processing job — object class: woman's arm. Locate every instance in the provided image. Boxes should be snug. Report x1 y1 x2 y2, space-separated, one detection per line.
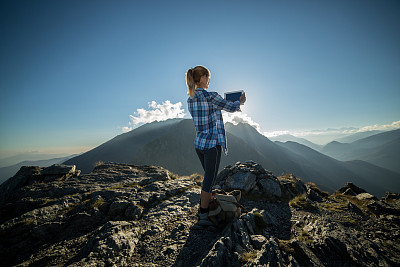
209 92 241 112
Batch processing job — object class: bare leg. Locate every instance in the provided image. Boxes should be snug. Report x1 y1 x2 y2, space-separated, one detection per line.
200 190 212 209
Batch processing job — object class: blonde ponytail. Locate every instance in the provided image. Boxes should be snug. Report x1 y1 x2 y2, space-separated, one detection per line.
186 68 196 98
186 66 210 99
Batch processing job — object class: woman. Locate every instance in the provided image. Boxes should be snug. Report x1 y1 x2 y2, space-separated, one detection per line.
186 65 246 227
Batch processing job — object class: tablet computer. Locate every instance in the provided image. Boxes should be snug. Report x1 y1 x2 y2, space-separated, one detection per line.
224 90 244 102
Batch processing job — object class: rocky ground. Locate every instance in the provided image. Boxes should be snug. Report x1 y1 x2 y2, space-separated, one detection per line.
0 161 399 266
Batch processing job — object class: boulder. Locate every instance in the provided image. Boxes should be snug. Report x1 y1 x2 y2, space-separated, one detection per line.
42 164 76 175
200 239 230 267
85 221 139 259
108 201 130 219
306 186 323 202
338 182 367 196
0 166 42 198
383 192 400 201
225 172 256 193
258 178 282 198
356 193 378 201
252 238 285 266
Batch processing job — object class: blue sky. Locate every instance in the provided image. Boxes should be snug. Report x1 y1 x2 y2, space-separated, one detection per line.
1 0 399 158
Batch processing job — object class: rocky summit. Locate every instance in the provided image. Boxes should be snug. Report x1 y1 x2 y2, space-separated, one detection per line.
0 162 399 266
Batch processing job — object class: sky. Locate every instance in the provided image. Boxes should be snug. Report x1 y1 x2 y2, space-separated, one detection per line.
1 0 399 158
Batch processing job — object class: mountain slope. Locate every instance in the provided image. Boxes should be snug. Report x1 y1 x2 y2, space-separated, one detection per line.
63 118 183 173
226 123 400 195
269 134 323 151
65 119 400 197
276 141 400 196
321 129 400 173
134 119 285 176
334 130 383 143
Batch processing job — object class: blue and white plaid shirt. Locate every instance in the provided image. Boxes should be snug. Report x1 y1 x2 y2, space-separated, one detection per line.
188 88 240 154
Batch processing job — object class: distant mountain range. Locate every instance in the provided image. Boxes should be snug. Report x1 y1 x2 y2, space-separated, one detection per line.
64 119 400 197
269 130 383 151
321 129 400 173
0 152 72 168
0 155 76 184
334 130 383 143
269 134 323 151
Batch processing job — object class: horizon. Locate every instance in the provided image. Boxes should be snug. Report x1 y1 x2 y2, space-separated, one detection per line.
1 0 399 159
1 117 399 162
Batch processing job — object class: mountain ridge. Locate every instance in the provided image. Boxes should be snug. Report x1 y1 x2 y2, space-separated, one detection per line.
321 129 400 173
61 119 399 198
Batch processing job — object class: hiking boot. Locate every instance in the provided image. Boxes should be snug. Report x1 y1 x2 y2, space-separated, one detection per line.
196 212 214 227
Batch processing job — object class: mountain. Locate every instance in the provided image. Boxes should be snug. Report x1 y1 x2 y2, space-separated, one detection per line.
269 134 323 151
321 129 400 173
63 118 184 173
0 152 72 168
1 162 399 266
334 130 383 143
0 155 77 185
65 119 400 197
275 141 400 196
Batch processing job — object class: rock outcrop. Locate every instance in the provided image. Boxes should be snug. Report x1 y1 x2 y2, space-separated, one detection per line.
0 161 399 266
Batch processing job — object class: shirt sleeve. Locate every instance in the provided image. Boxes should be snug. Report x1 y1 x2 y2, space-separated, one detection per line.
208 92 240 112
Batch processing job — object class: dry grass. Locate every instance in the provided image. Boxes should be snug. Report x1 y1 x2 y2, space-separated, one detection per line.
278 239 295 254
289 194 317 210
94 161 104 167
241 250 258 263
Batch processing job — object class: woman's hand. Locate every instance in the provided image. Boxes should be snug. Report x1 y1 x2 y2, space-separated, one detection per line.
240 93 246 105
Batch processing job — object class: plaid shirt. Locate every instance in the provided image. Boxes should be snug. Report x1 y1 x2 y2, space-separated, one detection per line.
188 88 240 154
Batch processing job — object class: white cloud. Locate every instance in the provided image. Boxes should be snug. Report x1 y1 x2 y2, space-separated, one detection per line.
263 130 290 138
223 112 261 132
264 120 400 138
123 100 185 132
353 120 400 133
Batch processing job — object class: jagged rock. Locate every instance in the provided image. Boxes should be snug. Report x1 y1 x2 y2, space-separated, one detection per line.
250 235 267 250
84 221 139 262
356 192 378 201
366 200 400 216
342 187 357 196
252 237 285 266
278 174 307 200
41 164 77 175
306 186 323 202
290 240 324 266
383 192 400 201
0 161 399 266
232 218 251 252
124 203 143 220
216 161 272 193
0 166 42 199
225 172 257 193
258 177 282 198
108 200 130 219
337 182 367 196
260 209 278 227
200 238 230 267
